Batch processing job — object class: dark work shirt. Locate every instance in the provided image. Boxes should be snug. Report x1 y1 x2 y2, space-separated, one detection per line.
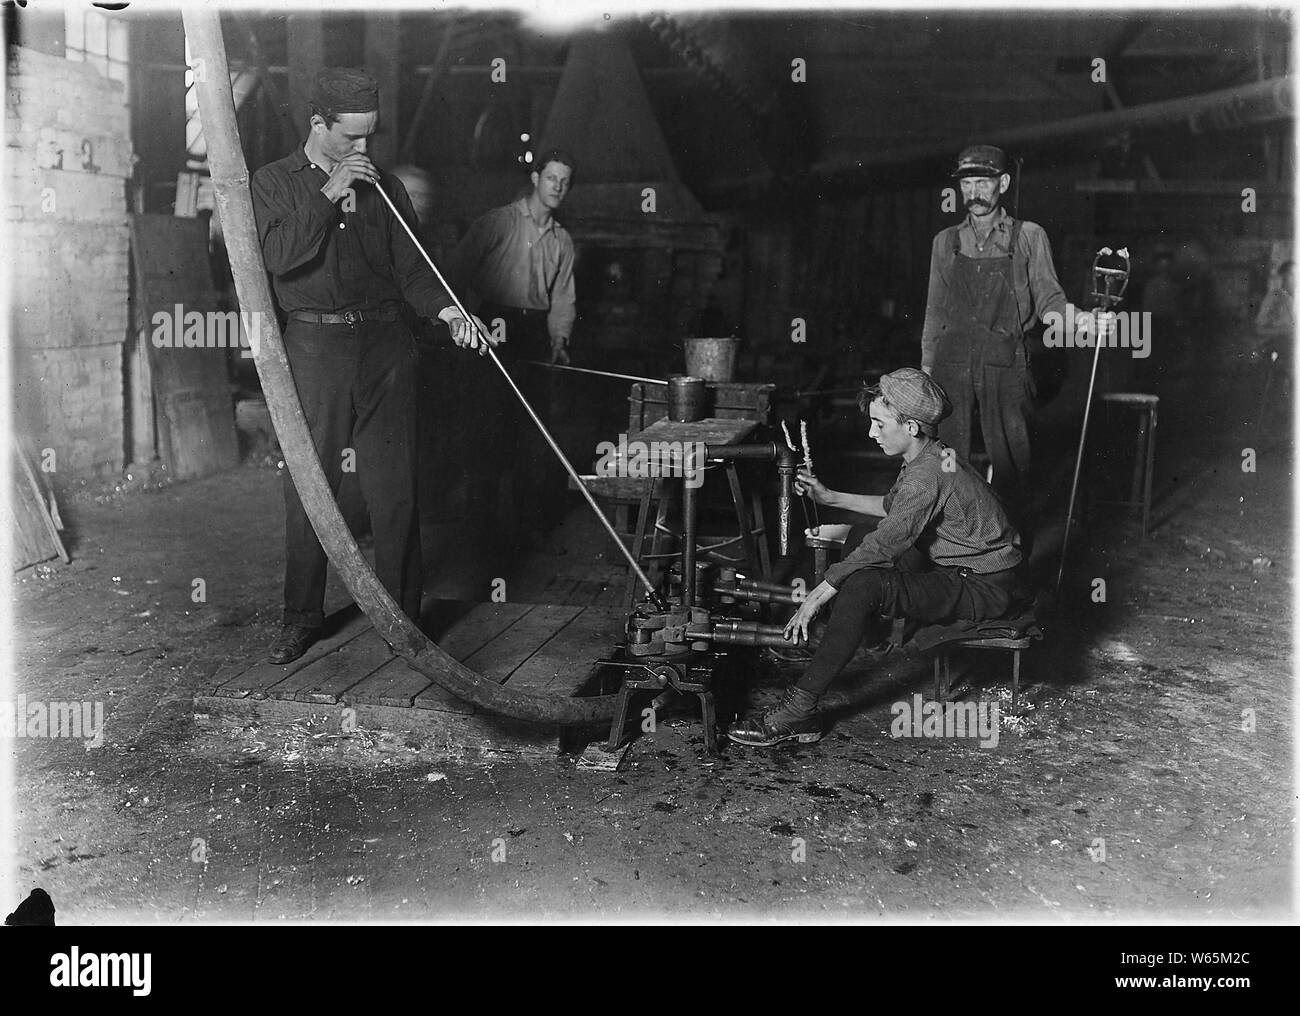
823 440 1021 589
250 145 452 318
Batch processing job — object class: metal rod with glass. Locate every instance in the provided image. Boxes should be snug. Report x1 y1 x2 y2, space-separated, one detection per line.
1054 246 1131 595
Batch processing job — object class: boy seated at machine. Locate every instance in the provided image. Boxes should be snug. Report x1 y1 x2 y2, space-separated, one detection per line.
728 368 1032 748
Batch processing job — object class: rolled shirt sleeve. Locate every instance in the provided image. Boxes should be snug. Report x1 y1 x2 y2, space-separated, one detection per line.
1021 223 1069 326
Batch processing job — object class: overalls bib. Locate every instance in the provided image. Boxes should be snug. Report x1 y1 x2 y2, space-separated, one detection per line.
934 217 1025 369
931 218 1033 509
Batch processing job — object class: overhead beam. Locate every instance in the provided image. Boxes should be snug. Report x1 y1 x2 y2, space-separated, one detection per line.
707 75 1294 203
643 12 810 179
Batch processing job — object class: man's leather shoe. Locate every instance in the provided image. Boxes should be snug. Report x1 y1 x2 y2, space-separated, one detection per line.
267 624 320 665
728 686 822 747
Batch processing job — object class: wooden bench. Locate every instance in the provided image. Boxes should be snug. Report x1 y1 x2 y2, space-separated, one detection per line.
932 617 1043 712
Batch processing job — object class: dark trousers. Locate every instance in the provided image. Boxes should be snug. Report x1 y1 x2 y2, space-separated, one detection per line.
282 318 423 628
478 303 561 529
933 362 1033 510
796 532 1025 698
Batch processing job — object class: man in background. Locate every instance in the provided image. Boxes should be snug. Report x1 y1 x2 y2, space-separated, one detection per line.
920 144 1070 530
452 150 578 538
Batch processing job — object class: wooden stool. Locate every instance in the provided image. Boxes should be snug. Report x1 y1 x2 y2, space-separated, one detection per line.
623 461 770 608
932 625 1043 712
1095 392 1158 538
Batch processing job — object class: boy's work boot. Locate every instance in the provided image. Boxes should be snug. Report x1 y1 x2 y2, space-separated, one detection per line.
728 686 822 747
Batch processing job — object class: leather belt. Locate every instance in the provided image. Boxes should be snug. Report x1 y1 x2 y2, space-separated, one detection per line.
482 303 546 319
289 307 400 326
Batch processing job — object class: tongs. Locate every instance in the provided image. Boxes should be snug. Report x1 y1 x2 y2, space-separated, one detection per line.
782 419 820 537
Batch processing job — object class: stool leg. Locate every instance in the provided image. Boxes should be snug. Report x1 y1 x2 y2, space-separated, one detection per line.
605 683 635 753
1142 406 1157 539
750 491 771 579
726 462 760 579
1131 409 1149 514
1012 650 1021 713
698 691 718 756
626 479 655 609
614 504 629 555
935 654 952 702
649 478 670 567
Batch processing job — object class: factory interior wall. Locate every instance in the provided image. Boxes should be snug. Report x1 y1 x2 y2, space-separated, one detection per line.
6 45 134 486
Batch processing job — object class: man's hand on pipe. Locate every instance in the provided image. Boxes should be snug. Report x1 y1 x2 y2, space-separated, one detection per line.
794 468 833 504
321 153 379 201
438 308 496 355
1074 309 1118 342
550 336 571 365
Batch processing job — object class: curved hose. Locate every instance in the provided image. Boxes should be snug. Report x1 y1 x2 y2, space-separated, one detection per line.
184 9 617 725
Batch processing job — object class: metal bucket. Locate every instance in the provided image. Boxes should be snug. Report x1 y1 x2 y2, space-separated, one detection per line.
667 375 707 422
684 337 740 382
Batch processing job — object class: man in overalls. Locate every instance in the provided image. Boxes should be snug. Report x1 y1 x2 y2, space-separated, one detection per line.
920 145 1070 528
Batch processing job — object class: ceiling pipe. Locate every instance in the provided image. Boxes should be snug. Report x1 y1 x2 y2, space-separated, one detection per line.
707 75 1294 202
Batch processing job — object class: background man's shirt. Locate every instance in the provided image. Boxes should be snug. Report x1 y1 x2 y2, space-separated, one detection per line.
251 146 452 318
823 440 1021 589
921 208 1069 368
452 197 577 343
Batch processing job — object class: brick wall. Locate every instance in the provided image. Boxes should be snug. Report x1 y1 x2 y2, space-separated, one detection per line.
6 45 133 482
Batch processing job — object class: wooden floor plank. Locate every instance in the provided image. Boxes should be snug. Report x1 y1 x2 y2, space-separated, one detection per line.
412 601 539 712
347 656 437 708
462 603 585 684
434 602 536 661
504 605 626 696
412 675 476 714
419 598 478 642
540 576 583 604
209 604 370 699
269 628 394 704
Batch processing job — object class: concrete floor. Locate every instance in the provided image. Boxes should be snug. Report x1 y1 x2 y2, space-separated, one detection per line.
5 364 1293 922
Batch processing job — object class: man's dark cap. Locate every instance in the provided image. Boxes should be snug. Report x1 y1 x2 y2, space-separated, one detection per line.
953 144 1008 179
311 68 380 115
